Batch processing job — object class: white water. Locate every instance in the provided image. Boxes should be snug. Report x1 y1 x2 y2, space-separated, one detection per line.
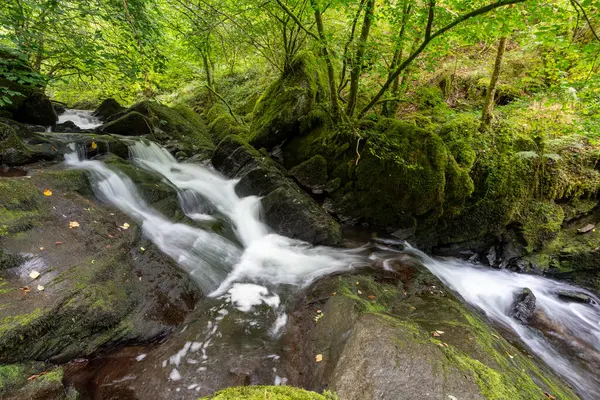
402 245 600 399
65 140 362 300
58 109 102 129
64 140 600 398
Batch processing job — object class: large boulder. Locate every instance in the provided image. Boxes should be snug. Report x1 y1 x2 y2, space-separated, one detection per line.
0 49 56 126
100 101 214 159
12 92 57 127
0 119 61 166
284 263 577 400
0 169 198 365
212 135 342 245
99 111 151 136
248 52 326 150
93 98 124 121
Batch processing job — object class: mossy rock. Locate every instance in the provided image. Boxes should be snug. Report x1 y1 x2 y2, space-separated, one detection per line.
116 101 215 158
248 52 327 149
0 362 46 395
290 155 328 193
100 111 151 136
0 122 34 166
93 98 124 121
212 135 342 245
290 266 577 400
347 119 472 226
0 178 45 234
201 386 335 400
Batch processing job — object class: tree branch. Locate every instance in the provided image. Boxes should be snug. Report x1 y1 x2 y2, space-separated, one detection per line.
274 0 319 40
358 0 527 118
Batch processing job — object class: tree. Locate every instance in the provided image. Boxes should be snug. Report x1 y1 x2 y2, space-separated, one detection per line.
480 36 508 131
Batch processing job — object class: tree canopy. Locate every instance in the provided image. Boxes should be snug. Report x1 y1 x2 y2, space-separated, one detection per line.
0 0 598 122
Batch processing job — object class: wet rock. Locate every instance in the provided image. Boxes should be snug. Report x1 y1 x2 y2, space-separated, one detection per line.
13 92 58 127
52 103 66 115
52 120 82 133
577 223 595 234
486 245 497 266
0 120 61 166
93 98 124 121
100 111 151 136
284 267 575 400
23 124 46 133
212 135 341 245
557 290 595 304
104 101 214 159
511 288 537 323
289 155 327 194
0 170 199 364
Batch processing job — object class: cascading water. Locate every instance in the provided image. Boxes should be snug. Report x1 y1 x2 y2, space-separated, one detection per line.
64 140 600 398
58 109 102 129
64 141 363 314
401 245 600 399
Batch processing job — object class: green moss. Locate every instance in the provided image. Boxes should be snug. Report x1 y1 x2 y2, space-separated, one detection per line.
351 119 451 224
290 154 328 190
200 386 336 400
0 178 45 234
415 86 445 109
248 52 327 149
0 364 29 393
129 101 215 157
0 308 44 336
520 200 564 251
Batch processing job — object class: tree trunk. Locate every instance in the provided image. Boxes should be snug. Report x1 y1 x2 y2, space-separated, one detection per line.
382 1 412 117
480 36 507 131
311 0 340 120
346 0 375 117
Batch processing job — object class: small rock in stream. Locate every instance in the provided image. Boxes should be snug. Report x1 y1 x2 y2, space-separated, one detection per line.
511 288 537 324
557 290 596 305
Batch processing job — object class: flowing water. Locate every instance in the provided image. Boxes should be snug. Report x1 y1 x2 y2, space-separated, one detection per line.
57 109 103 129
63 137 600 399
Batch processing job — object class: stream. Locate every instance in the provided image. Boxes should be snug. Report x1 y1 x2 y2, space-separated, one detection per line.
58 111 600 399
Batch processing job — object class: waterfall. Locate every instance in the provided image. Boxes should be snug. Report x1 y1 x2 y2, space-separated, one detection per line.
64 140 600 398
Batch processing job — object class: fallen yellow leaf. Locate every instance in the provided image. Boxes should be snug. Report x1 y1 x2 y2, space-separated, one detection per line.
43 189 52 196
69 221 80 229
91 141 97 149
120 222 130 230
315 354 323 363
29 270 40 279
39 247 44 251
37 285 44 291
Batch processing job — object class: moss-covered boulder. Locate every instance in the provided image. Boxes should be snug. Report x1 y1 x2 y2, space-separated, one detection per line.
212 135 342 245
0 169 198 365
13 92 57 127
285 119 473 231
0 50 56 127
290 155 328 194
285 265 576 400
248 52 326 149
205 104 249 142
0 122 34 166
93 98 124 121
100 111 151 136
102 101 214 159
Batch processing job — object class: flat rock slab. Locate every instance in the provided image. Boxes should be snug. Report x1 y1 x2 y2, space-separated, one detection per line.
0 166 199 367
